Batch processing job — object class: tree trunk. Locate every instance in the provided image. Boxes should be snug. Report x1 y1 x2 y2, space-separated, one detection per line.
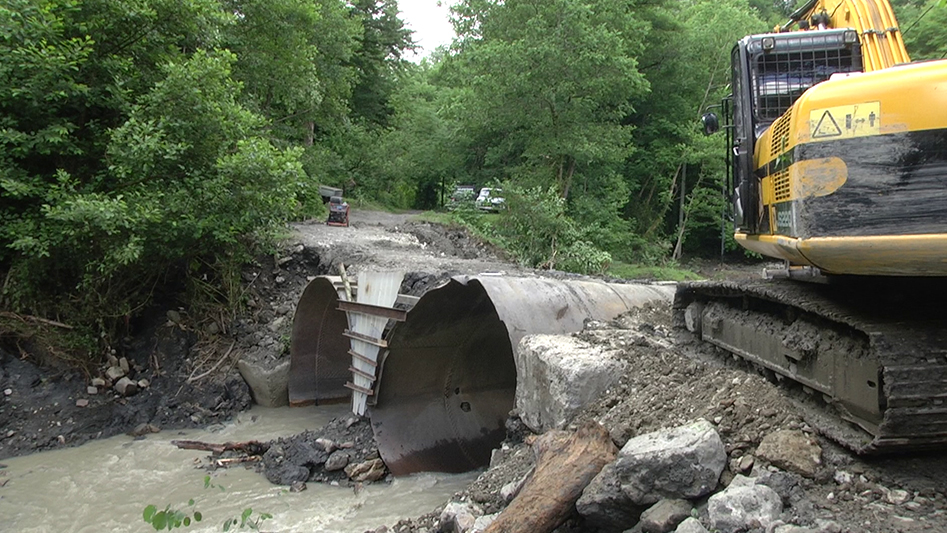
484 421 618 533
170 439 269 456
672 162 687 260
561 157 576 200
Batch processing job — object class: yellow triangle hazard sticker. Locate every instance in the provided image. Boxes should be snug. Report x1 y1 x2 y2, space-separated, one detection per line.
808 103 880 141
812 110 842 138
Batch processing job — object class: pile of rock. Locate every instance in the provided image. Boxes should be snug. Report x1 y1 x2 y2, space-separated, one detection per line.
77 354 150 407
261 414 387 487
420 420 832 533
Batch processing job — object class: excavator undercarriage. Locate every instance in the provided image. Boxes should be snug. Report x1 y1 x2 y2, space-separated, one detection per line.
674 278 947 453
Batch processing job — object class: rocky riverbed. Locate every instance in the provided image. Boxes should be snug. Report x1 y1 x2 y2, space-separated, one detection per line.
4 210 947 533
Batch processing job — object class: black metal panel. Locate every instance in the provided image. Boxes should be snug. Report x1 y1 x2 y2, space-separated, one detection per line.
794 128 947 238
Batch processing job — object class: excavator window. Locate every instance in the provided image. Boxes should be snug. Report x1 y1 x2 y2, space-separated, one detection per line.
751 34 862 123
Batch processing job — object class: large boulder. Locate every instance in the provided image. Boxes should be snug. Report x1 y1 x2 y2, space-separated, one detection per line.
439 501 482 533
515 334 626 433
673 518 709 533
237 357 290 407
756 430 822 478
262 439 328 485
639 499 693 533
616 419 726 505
708 475 783 532
577 462 644 532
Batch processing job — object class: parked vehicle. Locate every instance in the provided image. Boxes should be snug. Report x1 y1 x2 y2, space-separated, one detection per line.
318 185 343 204
326 196 349 227
475 188 505 212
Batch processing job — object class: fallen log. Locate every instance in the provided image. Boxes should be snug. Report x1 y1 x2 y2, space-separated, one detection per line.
170 439 269 456
485 420 618 533
214 456 262 468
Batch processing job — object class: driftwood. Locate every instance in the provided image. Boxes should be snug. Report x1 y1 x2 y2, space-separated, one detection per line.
170 439 269 456
214 456 262 468
485 421 618 533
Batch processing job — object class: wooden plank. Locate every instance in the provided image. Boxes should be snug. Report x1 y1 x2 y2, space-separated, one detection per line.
348 350 378 367
343 329 388 348
338 300 407 322
349 365 377 382
345 382 375 396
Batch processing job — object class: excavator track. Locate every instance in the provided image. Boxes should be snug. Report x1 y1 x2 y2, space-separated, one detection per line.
674 278 947 453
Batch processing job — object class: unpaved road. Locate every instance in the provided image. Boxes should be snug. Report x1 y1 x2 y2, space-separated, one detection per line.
291 209 528 278
4 210 947 533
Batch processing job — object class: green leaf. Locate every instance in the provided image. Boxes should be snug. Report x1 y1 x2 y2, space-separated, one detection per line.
184 517 191 526
152 511 168 530
144 505 157 522
194 511 202 522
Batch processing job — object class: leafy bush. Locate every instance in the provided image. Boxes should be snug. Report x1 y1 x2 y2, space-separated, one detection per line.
558 240 612 275
490 183 612 275
0 12 305 361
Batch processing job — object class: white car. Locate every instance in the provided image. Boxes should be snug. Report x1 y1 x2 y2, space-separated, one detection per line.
475 188 505 212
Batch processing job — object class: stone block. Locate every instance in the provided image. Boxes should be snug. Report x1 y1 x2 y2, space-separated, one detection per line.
577 462 643 532
237 358 290 407
616 419 726 505
673 517 709 533
708 475 783 533
756 430 822 478
515 334 626 433
640 499 693 533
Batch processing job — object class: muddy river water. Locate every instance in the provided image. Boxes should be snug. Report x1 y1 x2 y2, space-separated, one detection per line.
0 404 477 532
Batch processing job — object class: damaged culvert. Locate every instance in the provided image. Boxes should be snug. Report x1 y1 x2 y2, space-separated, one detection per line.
290 274 674 475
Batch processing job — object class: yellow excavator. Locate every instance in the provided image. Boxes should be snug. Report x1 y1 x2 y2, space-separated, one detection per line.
678 0 947 452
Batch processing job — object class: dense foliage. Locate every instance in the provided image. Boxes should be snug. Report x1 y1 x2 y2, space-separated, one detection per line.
1 0 945 360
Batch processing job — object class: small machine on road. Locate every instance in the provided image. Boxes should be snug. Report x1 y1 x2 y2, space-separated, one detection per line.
326 196 349 227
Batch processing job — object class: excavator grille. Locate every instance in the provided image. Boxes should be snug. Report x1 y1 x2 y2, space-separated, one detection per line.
770 110 792 158
770 110 793 202
773 169 791 202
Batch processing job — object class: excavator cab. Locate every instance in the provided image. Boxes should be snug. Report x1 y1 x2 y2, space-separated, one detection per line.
707 29 862 235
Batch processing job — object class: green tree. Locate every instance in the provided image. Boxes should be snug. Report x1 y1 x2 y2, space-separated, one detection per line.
624 0 766 259
0 0 305 358
348 0 414 127
222 0 360 143
450 0 648 199
895 0 947 60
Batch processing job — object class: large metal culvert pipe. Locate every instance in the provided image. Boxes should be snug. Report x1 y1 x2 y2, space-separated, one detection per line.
371 276 675 475
289 277 350 405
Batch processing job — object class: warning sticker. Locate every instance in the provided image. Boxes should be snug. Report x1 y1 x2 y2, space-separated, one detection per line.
809 102 881 140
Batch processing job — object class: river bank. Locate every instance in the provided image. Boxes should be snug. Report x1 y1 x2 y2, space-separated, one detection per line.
5 210 947 533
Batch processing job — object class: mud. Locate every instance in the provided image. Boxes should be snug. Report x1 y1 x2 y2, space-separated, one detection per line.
0 310 251 460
